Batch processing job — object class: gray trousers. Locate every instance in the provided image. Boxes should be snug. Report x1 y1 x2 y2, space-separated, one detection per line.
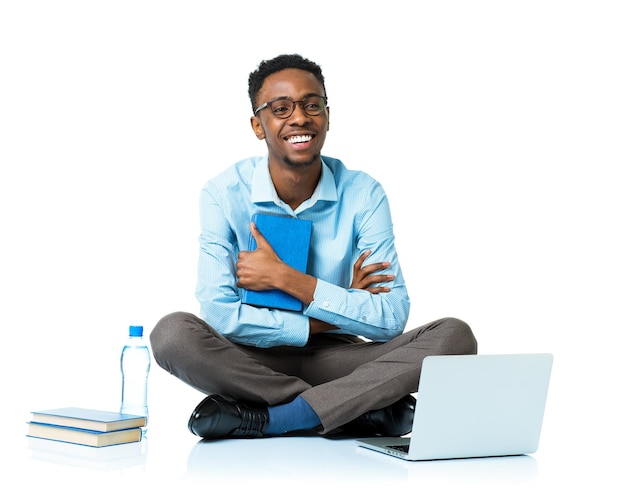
150 312 477 433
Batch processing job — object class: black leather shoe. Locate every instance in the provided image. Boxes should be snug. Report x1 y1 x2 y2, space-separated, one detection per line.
188 394 269 439
340 394 416 437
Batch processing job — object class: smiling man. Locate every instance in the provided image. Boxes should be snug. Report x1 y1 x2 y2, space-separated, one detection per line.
150 54 477 440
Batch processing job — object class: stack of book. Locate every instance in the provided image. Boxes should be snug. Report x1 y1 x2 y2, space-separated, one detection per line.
27 407 146 447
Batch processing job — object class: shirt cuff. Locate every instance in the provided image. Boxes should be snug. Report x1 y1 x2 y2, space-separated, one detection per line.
304 279 346 318
280 310 310 347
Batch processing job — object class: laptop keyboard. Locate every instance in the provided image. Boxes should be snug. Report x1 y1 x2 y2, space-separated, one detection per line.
387 444 410 453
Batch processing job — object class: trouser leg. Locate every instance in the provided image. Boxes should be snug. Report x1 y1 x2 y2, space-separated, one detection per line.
149 311 311 405
299 317 477 433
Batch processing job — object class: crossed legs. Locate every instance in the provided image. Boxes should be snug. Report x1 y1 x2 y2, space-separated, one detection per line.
150 312 477 434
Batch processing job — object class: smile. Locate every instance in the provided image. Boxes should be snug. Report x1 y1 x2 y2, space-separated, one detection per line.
286 135 313 144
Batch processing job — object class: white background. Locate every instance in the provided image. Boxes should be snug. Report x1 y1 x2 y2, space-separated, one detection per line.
1 1 624 494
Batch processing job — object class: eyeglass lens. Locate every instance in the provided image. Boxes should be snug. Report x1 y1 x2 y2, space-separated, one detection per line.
270 96 326 118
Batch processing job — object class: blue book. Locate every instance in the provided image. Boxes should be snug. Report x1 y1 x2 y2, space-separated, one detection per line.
241 213 312 311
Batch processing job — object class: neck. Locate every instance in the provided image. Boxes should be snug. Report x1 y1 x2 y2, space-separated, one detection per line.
269 161 322 211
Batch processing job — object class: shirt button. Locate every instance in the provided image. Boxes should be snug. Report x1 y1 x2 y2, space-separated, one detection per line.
322 300 330 308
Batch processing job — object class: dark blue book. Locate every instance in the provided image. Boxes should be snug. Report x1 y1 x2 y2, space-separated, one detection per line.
241 213 312 311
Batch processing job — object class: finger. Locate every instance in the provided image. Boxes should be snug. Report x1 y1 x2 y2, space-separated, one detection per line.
353 249 371 270
250 221 269 249
362 274 395 287
366 286 391 294
359 261 391 276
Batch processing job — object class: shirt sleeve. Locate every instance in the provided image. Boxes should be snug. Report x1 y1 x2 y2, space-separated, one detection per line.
303 182 410 342
195 185 310 348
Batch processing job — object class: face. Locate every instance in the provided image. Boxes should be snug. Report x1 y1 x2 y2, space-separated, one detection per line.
250 68 330 170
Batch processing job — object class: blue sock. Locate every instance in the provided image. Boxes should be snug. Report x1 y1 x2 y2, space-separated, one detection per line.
265 396 321 435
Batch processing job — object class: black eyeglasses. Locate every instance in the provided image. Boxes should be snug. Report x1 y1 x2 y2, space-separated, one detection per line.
254 95 328 119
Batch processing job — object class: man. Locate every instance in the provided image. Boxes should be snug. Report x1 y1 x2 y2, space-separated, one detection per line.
150 54 477 439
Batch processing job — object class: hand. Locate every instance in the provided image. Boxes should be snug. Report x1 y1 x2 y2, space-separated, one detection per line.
350 249 394 294
236 222 283 291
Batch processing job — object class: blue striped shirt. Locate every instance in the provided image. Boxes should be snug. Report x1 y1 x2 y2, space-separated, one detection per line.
196 155 410 348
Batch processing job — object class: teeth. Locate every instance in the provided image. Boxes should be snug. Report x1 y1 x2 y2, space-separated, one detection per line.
287 135 312 144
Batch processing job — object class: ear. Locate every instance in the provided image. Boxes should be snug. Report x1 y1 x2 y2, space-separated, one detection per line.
326 106 330 131
250 116 266 140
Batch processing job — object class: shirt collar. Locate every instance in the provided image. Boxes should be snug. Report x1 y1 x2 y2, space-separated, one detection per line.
251 156 338 208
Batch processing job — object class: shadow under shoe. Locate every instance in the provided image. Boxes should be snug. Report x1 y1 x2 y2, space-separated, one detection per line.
337 394 416 437
188 394 269 439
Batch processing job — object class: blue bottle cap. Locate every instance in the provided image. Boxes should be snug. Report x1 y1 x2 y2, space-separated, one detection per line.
129 325 144 337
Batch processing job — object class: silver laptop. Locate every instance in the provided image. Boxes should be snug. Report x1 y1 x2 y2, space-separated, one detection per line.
357 353 553 461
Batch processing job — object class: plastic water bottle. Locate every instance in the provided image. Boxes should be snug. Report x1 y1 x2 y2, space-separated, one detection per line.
120 325 151 435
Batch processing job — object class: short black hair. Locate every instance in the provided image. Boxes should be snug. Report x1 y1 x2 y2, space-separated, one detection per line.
248 54 326 113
